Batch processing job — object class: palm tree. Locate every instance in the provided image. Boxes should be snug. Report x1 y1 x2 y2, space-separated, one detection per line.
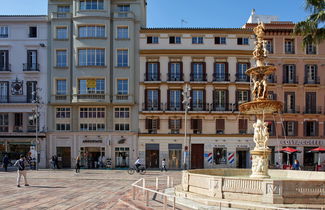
294 0 325 47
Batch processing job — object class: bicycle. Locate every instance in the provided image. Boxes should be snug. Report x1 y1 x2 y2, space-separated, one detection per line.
128 165 146 175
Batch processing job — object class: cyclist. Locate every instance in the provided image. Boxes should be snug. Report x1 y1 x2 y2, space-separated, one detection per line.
134 157 142 172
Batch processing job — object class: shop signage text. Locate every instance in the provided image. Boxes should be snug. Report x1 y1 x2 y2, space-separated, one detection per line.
82 140 103 143
280 140 323 146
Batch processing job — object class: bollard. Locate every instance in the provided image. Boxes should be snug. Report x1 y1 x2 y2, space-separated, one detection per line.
132 186 136 200
156 177 159 190
173 197 176 210
167 176 170 188
163 196 167 210
145 190 149 206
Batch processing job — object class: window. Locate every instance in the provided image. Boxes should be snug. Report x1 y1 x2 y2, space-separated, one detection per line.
56 123 71 131
169 119 181 134
192 36 203 44
192 90 204 111
117 79 128 95
237 37 249 45
266 121 276 136
238 119 248 134
115 123 129 131
0 26 8 38
56 107 71 118
191 62 205 81
0 82 9 103
78 49 105 66
117 49 128 67
285 39 295 54
145 89 160 110
56 27 68 39
27 113 38 132
236 90 249 105
147 36 159 44
117 26 128 39
305 64 317 83
191 119 202 134
56 50 67 67
145 118 160 134
117 4 130 12
0 113 8 132
168 62 182 81
265 39 273 53
213 90 227 111
215 37 226 44
14 113 23 132
56 80 66 95
26 50 38 71
283 64 296 83
146 62 160 81
29 26 37 38
304 121 318 136
80 0 104 10
114 107 130 131
78 25 105 38
58 5 70 13
26 81 37 103
168 90 182 111
214 63 228 81
114 107 130 119
216 119 225 134
306 43 316 54
80 107 105 118
169 36 181 44
78 79 104 94
283 121 297 136
0 50 9 71
80 123 105 131
284 92 296 113
236 63 249 81
213 147 227 164
305 92 317 113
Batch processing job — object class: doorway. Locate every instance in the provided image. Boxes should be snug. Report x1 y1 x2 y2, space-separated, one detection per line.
236 149 249 168
82 147 101 169
145 144 159 168
191 144 204 169
56 147 71 168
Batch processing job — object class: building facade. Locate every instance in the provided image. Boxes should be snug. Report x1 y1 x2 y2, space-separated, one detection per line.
0 16 48 168
47 0 146 168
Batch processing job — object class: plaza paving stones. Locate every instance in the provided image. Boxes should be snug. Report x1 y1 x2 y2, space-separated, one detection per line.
0 169 182 210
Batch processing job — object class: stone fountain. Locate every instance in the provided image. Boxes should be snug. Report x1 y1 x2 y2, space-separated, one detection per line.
176 23 325 206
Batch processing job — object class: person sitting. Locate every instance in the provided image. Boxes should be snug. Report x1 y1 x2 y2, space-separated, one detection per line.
134 157 141 172
291 159 301 170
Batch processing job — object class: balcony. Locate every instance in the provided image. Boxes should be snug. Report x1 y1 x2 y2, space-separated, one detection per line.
190 103 209 111
267 75 277 83
212 73 230 82
165 103 183 111
23 63 39 72
235 74 250 82
115 94 129 101
190 73 207 82
283 76 298 84
142 103 163 111
304 76 320 85
55 95 67 101
0 95 35 104
167 73 183 82
283 106 300 114
211 103 236 112
51 12 72 19
0 64 11 72
76 94 105 100
113 11 135 19
304 106 322 114
144 73 161 82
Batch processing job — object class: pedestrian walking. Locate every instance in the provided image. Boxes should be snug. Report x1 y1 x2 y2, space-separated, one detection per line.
75 155 81 173
14 155 29 187
2 154 10 172
161 158 167 172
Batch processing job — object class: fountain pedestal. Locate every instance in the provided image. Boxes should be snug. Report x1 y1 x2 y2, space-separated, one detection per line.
250 149 271 178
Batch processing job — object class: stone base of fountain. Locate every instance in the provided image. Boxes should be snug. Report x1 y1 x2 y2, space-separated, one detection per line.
250 149 271 178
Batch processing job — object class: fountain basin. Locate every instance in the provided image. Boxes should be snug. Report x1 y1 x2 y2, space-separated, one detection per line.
246 65 277 76
239 100 283 114
180 169 325 204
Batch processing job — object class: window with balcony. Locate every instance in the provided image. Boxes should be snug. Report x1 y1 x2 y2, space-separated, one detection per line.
213 90 228 111
117 79 128 98
306 43 316 54
192 36 203 44
80 0 104 10
191 62 206 81
117 26 128 39
56 27 68 39
238 119 247 134
284 92 296 113
265 39 273 54
237 37 249 45
284 39 295 54
0 82 8 103
215 37 226 44
25 50 38 71
78 25 105 38
191 119 202 134
26 81 37 103
168 62 182 81
169 36 181 44
57 5 70 17
29 26 37 38
78 49 105 66
167 89 182 111
0 113 8 132
169 119 181 134
214 62 228 81
0 50 9 71
145 118 159 134
283 64 297 84
216 119 225 134
283 121 297 136
14 113 23 132
145 89 160 111
236 90 249 105
56 50 67 67
117 4 130 12
0 26 8 38
304 121 318 136
236 63 249 82
56 79 66 96
266 121 276 136
304 64 318 84
145 62 160 81
117 49 128 67
191 89 205 111
147 36 159 44
305 92 317 114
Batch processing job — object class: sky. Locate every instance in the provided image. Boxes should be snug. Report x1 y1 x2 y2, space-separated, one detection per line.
0 0 309 28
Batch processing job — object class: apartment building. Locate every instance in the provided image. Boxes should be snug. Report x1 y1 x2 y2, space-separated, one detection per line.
0 16 48 168
47 0 146 168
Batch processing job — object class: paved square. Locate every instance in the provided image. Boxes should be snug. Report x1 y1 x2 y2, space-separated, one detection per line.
0 169 182 210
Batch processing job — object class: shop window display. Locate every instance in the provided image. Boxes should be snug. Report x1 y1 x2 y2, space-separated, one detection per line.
115 147 129 168
213 147 227 164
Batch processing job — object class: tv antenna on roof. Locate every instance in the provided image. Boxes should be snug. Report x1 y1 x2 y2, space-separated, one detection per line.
181 19 188 27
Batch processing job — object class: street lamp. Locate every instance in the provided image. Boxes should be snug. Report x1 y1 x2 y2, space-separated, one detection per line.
182 84 191 170
32 87 42 170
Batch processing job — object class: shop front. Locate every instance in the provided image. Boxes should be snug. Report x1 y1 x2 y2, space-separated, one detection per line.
145 143 159 168
168 144 182 169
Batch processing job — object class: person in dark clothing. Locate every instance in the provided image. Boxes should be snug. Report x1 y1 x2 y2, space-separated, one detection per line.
75 155 81 173
2 154 10 172
291 159 301 170
54 155 59 169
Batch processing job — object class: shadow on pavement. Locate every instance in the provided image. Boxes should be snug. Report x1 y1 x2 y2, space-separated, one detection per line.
29 186 67 189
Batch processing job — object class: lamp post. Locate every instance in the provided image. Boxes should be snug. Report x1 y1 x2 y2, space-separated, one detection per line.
32 87 42 170
182 84 191 170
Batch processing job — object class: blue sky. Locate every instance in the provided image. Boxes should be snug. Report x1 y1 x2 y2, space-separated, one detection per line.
0 0 308 28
